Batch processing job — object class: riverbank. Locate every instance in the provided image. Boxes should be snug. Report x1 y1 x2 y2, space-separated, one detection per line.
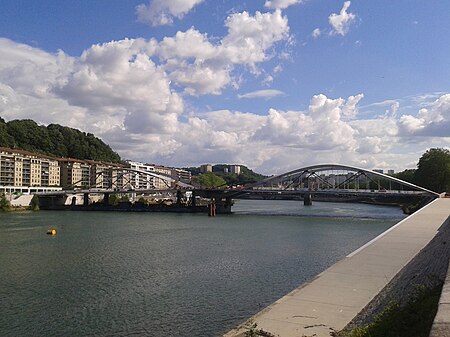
224 198 450 337
340 207 450 336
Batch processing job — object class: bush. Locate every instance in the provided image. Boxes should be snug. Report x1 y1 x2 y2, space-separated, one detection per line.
0 193 11 211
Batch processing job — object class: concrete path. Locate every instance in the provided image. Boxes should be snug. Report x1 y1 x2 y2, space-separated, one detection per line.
224 198 450 337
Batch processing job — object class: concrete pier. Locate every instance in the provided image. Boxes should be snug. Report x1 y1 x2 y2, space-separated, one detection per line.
224 198 450 337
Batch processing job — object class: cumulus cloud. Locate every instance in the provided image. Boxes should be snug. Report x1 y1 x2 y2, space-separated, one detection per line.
398 94 450 137
54 39 183 134
264 0 302 10
252 94 360 151
0 8 291 140
2 19 449 174
221 10 289 66
329 1 356 36
238 89 285 99
159 10 290 95
136 0 204 26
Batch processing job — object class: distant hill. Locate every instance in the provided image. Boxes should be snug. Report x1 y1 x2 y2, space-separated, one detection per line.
0 117 121 163
184 164 267 185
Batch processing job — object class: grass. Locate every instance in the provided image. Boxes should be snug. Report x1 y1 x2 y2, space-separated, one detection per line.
343 283 443 337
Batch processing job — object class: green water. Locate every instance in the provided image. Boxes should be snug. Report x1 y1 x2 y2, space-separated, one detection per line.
0 200 405 337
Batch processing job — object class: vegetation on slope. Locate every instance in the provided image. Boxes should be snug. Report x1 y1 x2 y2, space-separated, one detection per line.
185 164 267 187
0 117 121 163
343 283 442 337
195 172 227 188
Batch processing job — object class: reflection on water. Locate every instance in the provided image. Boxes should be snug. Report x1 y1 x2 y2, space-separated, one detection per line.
0 200 405 337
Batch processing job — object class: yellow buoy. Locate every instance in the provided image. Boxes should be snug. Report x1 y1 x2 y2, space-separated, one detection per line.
46 229 57 235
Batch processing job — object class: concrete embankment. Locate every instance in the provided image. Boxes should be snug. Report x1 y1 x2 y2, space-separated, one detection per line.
429 260 450 337
224 198 450 337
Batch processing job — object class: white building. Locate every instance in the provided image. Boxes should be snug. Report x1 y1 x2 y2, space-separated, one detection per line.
229 165 241 175
125 161 156 189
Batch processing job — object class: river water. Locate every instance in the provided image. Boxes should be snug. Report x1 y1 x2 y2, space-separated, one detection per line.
0 200 405 337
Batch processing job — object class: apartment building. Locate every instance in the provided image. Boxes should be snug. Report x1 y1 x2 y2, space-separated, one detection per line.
0 147 190 193
59 159 86 188
171 168 192 184
0 147 61 193
124 161 178 189
154 165 173 189
229 165 241 175
59 158 126 189
85 160 114 189
200 164 213 173
125 161 156 189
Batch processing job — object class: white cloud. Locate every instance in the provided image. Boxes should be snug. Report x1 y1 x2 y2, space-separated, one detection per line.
264 0 302 10
253 94 359 151
0 8 291 138
238 89 285 99
312 28 321 38
158 10 290 95
398 93 450 137
54 39 183 134
262 75 274 86
136 0 204 26
329 1 356 36
1 32 449 174
221 10 290 66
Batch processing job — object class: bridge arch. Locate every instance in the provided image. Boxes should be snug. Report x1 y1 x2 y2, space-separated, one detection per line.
253 164 439 196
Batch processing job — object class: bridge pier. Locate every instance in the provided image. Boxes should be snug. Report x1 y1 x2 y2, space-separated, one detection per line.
304 193 312 206
176 190 183 205
191 190 196 207
104 193 110 205
216 197 233 214
83 193 89 206
208 198 216 217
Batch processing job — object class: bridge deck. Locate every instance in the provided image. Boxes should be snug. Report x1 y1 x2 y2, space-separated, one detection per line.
224 198 450 337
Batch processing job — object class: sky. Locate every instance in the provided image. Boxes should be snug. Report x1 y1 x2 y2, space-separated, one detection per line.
0 0 449 175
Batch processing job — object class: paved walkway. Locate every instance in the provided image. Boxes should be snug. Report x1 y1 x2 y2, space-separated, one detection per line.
225 198 450 337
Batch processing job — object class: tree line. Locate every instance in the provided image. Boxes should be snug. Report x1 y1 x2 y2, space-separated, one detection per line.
0 117 121 163
394 148 450 193
188 164 267 188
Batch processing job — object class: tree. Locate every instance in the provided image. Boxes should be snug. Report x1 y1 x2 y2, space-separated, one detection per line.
415 148 450 193
394 169 416 184
30 195 40 211
197 172 227 188
0 193 11 211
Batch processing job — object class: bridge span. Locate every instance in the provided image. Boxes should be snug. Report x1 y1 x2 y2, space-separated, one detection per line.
36 164 440 213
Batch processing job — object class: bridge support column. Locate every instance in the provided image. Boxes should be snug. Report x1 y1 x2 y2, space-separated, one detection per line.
208 198 216 217
104 193 110 205
176 190 183 205
304 193 312 206
191 190 196 207
83 193 89 206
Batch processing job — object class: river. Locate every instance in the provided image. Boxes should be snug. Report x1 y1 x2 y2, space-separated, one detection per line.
0 200 405 337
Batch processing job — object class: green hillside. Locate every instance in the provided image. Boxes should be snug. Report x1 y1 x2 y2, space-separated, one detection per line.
0 117 121 163
185 164 267 186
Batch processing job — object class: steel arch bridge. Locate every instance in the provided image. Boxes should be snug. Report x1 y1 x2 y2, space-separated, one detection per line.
248 164 439 196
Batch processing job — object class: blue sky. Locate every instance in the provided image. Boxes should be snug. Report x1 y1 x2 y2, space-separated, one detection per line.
0 0 449 174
